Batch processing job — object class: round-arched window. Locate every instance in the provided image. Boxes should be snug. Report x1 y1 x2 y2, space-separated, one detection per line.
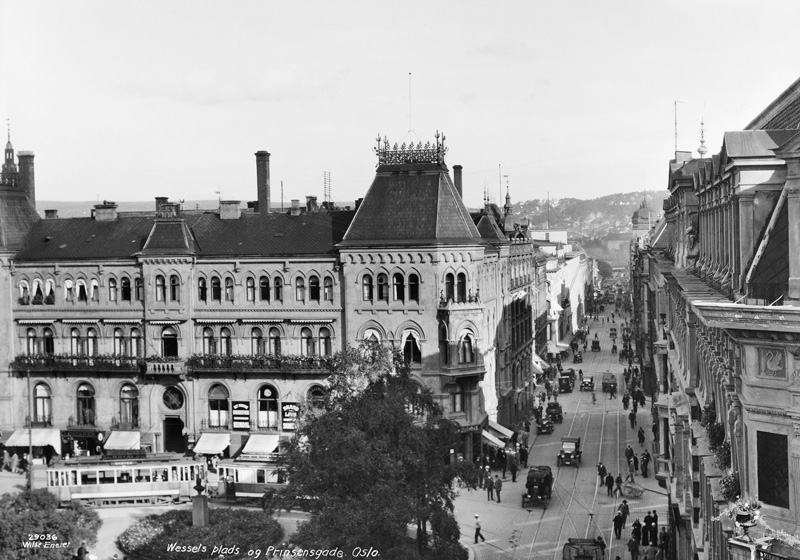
257 385 279 430
307 385 326 409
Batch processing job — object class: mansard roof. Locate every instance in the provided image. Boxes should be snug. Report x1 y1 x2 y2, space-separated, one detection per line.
13 210 356 261
721 130 797 159
746 75 800 131
0 188 39 251
340 162 482 246
474 210 508 241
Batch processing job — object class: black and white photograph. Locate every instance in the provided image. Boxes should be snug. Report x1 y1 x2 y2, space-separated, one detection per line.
1 1 799 559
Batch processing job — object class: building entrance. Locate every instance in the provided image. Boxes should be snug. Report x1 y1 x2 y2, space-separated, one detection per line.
163 417 186 453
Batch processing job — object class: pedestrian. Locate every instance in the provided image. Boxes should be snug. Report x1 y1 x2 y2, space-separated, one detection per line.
520 446 529 468
628 537 641 560
619 499 630 528
640 453 649 478
651 510 658 530
605 473 615 496
614 474 624 497
494 475 503 503
1 449 7 472
645 545 657 560
626 459 636 483
625 444 634 463
597 462 608 483
524 419 531 433
478 464 486 489
657 527 669 560
510 456 518 483
610 385 617 399
76 541 89 560
633 399 638 414
485 473 495 501
638 427 645 446
629 410 637 428
652 421 659 440
498 449 507 478
613 510 624 539
474 514 486 543
643 511 653 545
10 452 19 474
633 454 639 472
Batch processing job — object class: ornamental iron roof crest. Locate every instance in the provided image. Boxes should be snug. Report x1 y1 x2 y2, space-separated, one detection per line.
374 131 447 166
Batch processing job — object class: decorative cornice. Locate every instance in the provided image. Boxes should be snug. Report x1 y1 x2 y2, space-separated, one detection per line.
743 405 788 417
374 131 447 166
139 257 194 265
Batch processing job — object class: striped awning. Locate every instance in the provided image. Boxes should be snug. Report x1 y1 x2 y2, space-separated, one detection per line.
103 319 143 324
289 319 335 324
194 319 236 325
481 430 505 449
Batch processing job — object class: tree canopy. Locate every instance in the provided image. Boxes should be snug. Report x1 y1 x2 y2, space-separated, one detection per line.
272 342 475 559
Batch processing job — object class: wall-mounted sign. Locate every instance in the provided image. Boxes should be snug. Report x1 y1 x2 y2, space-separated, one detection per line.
282 402 300 431
232 401 251 430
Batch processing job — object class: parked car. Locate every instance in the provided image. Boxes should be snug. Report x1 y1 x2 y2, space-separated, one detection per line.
557 436 582 467
579 376 594 391
546 402 563 423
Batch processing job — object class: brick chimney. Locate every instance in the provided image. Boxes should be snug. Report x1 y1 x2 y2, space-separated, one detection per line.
93 201 118 221
44 209 58 219
306 196 318 212
220 200 241 220
155 196 168 212
453 164 463 198
290 199 301 216
256 151 271 213
18 151 35 205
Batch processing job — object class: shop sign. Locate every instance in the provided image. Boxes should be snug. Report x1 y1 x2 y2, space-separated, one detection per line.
62 429 101 439
232 401 251 431
281 402 300 431
458 424 481 434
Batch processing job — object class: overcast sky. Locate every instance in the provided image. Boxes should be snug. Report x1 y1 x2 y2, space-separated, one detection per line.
2 1 798 209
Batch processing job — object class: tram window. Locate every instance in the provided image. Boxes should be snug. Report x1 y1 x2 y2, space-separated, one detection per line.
81 471 97 485
99 470 114 484
71 471 77 485
257 470 266 484
134 469 149 482
171 467 178 481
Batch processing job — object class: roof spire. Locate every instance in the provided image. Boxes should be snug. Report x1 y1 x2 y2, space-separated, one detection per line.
697 118 708 158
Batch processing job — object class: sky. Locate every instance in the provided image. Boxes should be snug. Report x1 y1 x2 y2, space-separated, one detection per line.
2 1 799 209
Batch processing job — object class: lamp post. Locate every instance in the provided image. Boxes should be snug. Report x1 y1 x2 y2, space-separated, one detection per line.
27 367 33 490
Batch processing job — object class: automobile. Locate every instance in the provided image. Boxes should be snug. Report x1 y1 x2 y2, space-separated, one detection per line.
609 327 617 338
562 538 605 560
558 375 573 393
579 376 594 391
522 465 553 508
546 402 563 423
537 418 554 434
601 372 617 393
572 351 583 363
556 436 582 467
562 368 576 383
591 340 601 352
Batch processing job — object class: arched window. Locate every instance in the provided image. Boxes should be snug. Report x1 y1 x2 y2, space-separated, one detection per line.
208 385 229 429
120 384 139 428
220 327 232 356
224 277 234 301
445 274 454 301
323 277 333 301
403 331 422 364
457 273 466 303
114 328 125 356
273 278 283 302
393 274 405 302
198 277 207 302
77 383 96 426
308 385 326 409
309 276 320 301
90 279 100 302
409 274 420 303
319 327 332 356
77 280 88 302
295 277 305 301
269 327 281 356
301 327 314 356
109 278 118 302
134 277 144 301
451 383 464 413
363 328 381 343
203 328 216 354
459 332 475 364
26 329 38 355
64 279 74 302
439 323 450 366
257 385 279 430
251 328 264 354
162 327 178 357
155 275 166 301
34 383 52 425
211 277 221 301
246 277 256 301
259 276 270 301
130 328 142 358
170 275 180 302
70 328 82 355
45 279 55 304
377 273 389 301
362 275 373 302
86 328 97 356
19 280 30 303
32 279 43 304
43 328 54 355
121 277 132 301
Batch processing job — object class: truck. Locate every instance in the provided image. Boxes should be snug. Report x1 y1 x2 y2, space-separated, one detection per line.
601 372 617 393
562 538 605 560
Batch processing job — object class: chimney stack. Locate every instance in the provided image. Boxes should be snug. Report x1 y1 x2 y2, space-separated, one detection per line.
290 199 301 216
18 151 35 205
93 201 118 221
220 200 241 220
355 197 364 210
453 165 463 198
256 151 271 213
44 209 58 219
305 196 318 213
155 196 168 212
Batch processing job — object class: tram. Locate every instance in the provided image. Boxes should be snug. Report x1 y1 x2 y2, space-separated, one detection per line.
46 452 206 507
214 434 287 505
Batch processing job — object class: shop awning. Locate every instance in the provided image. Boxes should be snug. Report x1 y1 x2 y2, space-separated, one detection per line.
531 356 544 375
481 430 505 449
547 296 564 313
104 430 140 450
193 433 231 455
5 428 61 454
486 419 513 440
242 434 280 455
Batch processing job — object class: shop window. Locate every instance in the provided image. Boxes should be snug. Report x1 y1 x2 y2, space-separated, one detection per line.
155 275 166 301
362 275 373 302
409 274 420 303
208 384 229 428
109 278 118 302
319 327 332 356
203 328 216 354
393 274 404 302
225 277 234 302
121 277 131 301
251 328 264 354
403 331 422 364
323 277 333 301
120 384 139 428
269 327 281 356
377 273 389 301
295 277 305 302
457 273 466 303
34 383 52 424
211 277 221 301
77 383 96 426
198 278 207 302
220 327 232 356
309 276 320 301
301 327 314 356
161 327 178 358
170 275 180 302
445 273 454 301
246 277 256 301
257 385 279 430
260 277 270 301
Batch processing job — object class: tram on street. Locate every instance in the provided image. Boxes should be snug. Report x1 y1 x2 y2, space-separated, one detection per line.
214 434 287 504
46 452 206 507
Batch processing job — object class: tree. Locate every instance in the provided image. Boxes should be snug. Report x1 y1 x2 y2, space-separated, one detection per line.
273 342 475 559
597 260 613 279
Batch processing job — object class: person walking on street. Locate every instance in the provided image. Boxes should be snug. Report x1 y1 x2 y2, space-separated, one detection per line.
614 474 624 497
598 462 608 484
638 427 646 446
626 459 636 483
485 474 494 501
605 473 615 496
625 444 634 463
632 518 642 541
498 449 507 479
629 410 637 428
628 537 641 560
520 446 529 468
478 464 485 489
613 510 625 539
510 456 518 483
633 454 639 472
494 475 503 503
619 499 630 528
640 453 649 478
474 514 486 544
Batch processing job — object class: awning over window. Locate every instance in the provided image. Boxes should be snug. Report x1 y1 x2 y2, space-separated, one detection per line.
242 434 280 455
193 432 231 455
531 356 544 375
486 419 513 440
481 430 505 449
104 430 141 450
5 429 61 454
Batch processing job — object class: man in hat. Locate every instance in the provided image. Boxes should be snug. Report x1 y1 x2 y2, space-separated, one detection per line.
485 471 494 501
474 514 486 543
619 499 630 528
494 475 503 503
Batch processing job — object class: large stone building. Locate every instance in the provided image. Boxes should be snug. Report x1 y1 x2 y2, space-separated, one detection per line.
631 79 800 560
0 133 544 466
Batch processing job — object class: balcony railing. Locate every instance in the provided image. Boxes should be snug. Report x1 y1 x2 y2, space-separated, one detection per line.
68 415 96 428
25 415 52 428
200 419 229 432
143 356 186 375
111 417 139 430
13 354 141 373
187 354 331 373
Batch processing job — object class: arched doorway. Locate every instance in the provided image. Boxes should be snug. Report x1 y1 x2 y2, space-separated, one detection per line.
163 417 185 453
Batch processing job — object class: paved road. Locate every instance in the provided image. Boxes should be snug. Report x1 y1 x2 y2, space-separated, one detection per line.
455 310 668 560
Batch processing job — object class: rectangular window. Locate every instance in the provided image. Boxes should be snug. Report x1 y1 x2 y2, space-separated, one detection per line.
757 431 789 508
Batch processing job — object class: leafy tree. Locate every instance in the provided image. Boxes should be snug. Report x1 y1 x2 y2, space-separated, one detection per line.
597 260 614 279
273 342 475 559
0 489 101 560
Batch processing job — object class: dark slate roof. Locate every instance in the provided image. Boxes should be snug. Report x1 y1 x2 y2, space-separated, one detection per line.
0 188 39 251
746 76 800 131
340 163 482 246
14 210 356 261
722 130 797 158
475 212 507 241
